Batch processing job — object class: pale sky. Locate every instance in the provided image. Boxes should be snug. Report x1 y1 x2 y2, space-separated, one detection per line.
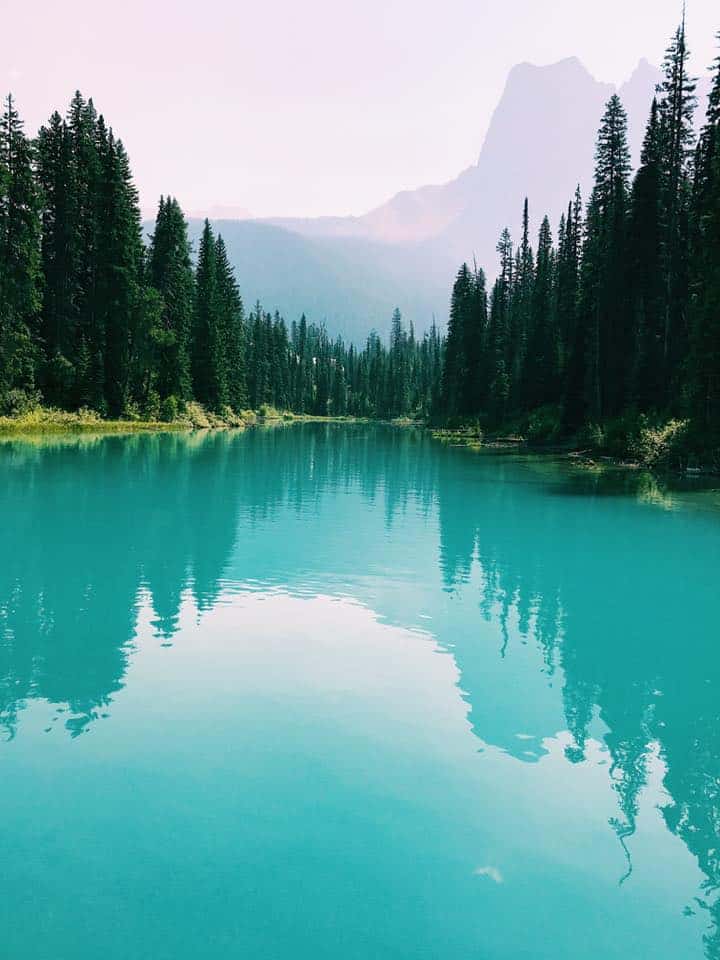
3 0 718 218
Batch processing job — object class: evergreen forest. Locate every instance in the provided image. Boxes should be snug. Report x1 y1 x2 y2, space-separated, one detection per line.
0 19 719 462
440 20 720 463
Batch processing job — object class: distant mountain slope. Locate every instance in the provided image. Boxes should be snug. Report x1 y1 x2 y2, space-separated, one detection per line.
272 57 660 256
423 57 616 271
191 59 711 342
182 219 447 342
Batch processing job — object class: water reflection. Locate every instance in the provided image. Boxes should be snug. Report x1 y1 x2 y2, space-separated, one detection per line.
1 425 719 955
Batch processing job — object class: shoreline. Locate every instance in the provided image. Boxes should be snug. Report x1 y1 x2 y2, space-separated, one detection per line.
429 427 720 479
0 407 373 439
2 411 717 480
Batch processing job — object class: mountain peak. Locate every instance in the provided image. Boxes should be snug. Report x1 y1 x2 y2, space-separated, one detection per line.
630 56 658 75
505 56 597 87
621 57 661 91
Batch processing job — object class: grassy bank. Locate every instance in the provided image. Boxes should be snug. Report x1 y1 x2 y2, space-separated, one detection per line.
430 405 720 475
0 408 184 436
0 403 374 437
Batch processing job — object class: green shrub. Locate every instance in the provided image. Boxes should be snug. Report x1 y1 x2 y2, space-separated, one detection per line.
122 399 142 422
46 354 75 396
587 412 690 468
182 402 211 428
0 389 41 417
577 422 605 450
142 389 161 421
218 405 246 427
159 395 180 422
526 405 562 443
258 403 281 419
628 416 689 468
602 412 641 459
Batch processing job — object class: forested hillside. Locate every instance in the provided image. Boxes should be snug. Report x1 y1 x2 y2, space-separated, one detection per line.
0 91 440 421
439 20 720 464
0 18 718 463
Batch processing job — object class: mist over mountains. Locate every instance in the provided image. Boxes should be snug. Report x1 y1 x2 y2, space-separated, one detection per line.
184 57 710 343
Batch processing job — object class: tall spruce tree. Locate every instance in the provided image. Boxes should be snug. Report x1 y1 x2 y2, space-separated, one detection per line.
271 312 291 410
524 215 559 408
331 337 347 416
568 95 631 424
147 196 194 401
215 234 247 411
509 199 534 400
192 220 226 410
247 301 271 409
689 33 720 436
555 188 582 378
628 100 665 408
441 263 473 417
95 129 145 416
485 229 513 423
0 94 42 404
37 110 76 404
462 268 488 415
657 15 697 395
66 93 103 409
388 308 410 416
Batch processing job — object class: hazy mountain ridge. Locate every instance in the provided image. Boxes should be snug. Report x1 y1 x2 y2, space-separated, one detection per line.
194 58 711 341
179 219 449 342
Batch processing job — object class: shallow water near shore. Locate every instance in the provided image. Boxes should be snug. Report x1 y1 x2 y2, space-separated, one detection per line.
1 423 719 959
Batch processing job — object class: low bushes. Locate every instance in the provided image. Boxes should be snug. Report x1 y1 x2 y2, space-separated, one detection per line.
582 412 690 469
0 406 173 435
525 405 562 443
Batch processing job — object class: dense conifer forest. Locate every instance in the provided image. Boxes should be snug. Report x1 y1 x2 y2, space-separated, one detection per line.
440 20 720 464
0 91 442 423
0 19 718 462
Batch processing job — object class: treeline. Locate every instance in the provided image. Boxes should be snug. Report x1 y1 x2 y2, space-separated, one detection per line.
0 92 440 421
243 307 442 420
440 20 720 453
3 18 719 446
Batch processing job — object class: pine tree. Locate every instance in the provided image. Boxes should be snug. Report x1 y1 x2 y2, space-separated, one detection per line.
555 187 582 377
628 100 665 408
331 338 348 416
192 220 226 410
37 111 76 403
247 302 271 409
657 14 697 395
688 33 720 435
441 263 474 417
509 199 534 399
66 93 103 409
524 215 560 408
270 312 290 410
462 267 487 415
568 96 631 424
484 229 513 423
314 327 331 416
147 196 194 402
292 313 312 413
388 308 410 416
0 94 42 404
215 234 246 411
95 129 145 416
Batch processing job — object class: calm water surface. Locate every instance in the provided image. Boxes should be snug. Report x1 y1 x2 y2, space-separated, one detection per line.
1 424 719 959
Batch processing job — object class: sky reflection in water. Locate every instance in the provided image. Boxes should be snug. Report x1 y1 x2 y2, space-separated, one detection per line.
1 424 719 959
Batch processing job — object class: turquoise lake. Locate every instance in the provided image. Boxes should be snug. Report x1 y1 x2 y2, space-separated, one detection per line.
2 423 720 959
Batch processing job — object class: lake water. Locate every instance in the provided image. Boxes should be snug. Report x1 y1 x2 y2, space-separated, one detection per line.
1 423 720 959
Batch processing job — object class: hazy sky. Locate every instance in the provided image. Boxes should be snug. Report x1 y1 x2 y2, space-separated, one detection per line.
3 0 718 218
